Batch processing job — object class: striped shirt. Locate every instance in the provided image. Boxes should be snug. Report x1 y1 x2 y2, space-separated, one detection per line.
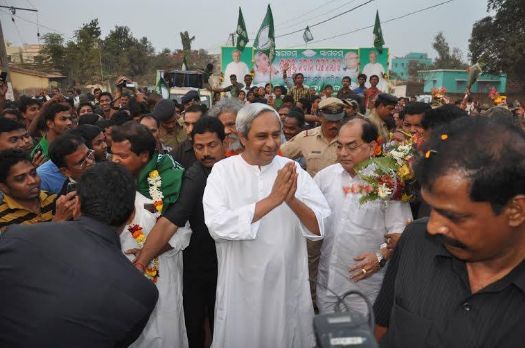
0 191 57 229
288 86 309 104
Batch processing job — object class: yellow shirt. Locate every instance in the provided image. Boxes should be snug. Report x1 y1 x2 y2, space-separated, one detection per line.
0 191 57 230
280 126 338 177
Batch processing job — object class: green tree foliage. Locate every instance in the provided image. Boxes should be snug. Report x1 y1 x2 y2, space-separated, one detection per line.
35 33 66 70
408 61 427 81
432 32 466 69
469 0 525 86
101 26 155 80
68 19 102 85
35 19 212 86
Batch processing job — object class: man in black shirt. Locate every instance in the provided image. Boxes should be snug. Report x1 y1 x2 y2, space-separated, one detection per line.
0 162 158 347
136 116 226 348
172 104 204 169
374 117 525 347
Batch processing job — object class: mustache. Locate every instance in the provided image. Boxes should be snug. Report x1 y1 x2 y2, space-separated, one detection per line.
201 156 216 161
434 234 468 250
227 133 239 141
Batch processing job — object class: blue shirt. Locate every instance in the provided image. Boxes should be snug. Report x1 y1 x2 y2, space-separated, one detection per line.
37 160 66 194
353 86 366 97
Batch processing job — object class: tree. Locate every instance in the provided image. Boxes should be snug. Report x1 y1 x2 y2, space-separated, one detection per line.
35 33 66 71
34 19 214 86
101 26 155 81
469 0 525 87
432 32 466 69
68 19 102 84
408 61 426 81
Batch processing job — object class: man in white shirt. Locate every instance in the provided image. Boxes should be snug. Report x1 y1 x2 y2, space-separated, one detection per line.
203 103 331 348
342 51 360 88
314 117 412 316
222 50 250 88
362 50 386 91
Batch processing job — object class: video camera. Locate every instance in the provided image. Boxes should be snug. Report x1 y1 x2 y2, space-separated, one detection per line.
313 286 378 348
116 79 136 89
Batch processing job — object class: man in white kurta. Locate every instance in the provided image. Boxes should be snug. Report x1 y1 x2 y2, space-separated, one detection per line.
314 164 412 316
362 51 387 91
314 119 412 317
223 50 250 88
121 192 191 348
203 104 331 348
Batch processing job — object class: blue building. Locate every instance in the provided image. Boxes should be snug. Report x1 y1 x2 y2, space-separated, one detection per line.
391 52 433 80
418 69 507 94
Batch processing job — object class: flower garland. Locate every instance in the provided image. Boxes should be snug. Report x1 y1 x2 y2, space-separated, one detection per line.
147 170 163 214
128 224 159 283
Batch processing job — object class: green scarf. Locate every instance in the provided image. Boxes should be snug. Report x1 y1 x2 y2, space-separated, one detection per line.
136 152 184 212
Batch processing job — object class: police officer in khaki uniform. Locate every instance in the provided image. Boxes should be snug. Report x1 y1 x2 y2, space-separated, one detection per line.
281 97 345 177
281 97 345 308
366 93 398 142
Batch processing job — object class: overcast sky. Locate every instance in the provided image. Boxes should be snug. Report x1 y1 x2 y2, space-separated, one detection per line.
2 0 489 60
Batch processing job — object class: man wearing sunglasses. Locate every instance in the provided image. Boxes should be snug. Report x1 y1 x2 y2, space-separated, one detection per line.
49 132 95 196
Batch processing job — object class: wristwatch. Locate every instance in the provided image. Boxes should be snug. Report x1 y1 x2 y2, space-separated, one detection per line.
376 251 387 268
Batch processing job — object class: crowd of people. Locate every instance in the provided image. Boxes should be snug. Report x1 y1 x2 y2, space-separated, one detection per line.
0 69 524 348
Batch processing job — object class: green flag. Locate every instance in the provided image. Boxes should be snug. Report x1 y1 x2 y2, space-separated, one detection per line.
373 10 384 54
236 7 249 51
254 4 275 63
156 73 169 99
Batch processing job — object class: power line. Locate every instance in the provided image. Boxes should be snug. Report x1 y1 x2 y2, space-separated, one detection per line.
0 8 64 35
284 0 456 48
0 4 37 12
11 16 28 44
274 0 348 29
275 0 333 26
277 0 361 32
276 0 374 38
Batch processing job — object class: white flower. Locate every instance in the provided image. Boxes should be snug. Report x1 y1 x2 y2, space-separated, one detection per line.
359 163 379 178
147 174 164 201
377 183 393 199
397 144 412 154
389 150 405 165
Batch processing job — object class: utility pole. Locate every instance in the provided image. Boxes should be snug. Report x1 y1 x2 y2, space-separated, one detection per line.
0 6 38 83
0 17 10 83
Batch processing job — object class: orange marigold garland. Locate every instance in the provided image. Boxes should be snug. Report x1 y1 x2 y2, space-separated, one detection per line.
128 224 159 283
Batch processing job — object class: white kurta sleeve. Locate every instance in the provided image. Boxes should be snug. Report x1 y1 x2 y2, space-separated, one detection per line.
203 164 261 241
384 201 413 234
295 163 331 241
166 222 192 254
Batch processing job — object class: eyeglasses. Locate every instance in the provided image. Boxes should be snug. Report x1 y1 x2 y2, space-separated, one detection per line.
337 142 368 153
74 149 95 169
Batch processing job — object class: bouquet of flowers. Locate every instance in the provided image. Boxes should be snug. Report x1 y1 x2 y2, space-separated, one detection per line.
347 139 417 205
488 86 507 106
466 63 483 90
431 87 448 107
